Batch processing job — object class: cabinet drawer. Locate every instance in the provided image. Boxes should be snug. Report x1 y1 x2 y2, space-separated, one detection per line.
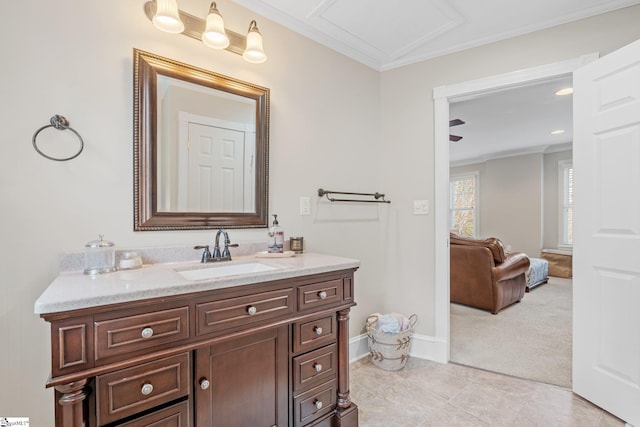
293 379 337 427
95 307 189 362
96 353 190 426
196 287 294 335
293 314 336 354
298 279 343 311
116 400 190 427
293 344 337 392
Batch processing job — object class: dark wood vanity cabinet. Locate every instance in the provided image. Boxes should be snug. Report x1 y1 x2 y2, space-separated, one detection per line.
42 269 358 427
194 326 289 426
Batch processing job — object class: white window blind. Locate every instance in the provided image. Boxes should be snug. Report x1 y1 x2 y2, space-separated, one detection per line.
559 160 573 247
450 172 479 238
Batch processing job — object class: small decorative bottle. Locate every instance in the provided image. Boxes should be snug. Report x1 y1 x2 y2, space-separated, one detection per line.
268 214 284 253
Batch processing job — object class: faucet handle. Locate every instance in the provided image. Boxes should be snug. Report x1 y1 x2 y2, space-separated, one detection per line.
221 243 239 259
194 245 211 263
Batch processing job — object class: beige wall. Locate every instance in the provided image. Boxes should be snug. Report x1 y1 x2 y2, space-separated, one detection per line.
452 152 568 257
0 1 382 423
2 1 640 424
482 154 543 256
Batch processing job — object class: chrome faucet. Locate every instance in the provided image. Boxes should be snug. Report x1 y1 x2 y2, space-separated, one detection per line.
194 229 239 263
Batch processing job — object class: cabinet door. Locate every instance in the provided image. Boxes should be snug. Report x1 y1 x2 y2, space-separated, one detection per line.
194 326 289 427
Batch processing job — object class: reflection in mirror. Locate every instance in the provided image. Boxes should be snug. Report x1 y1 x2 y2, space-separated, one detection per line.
156 75 256 213
134 49 269 230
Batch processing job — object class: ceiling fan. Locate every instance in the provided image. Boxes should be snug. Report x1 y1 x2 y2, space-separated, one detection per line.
449 119 465 142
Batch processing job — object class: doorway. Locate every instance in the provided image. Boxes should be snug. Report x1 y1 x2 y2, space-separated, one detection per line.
431 54 598 369
446 77 574 386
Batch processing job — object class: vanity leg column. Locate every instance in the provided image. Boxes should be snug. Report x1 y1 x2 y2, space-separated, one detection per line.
336 308 351 409
336 308 358 426
54 379 89 427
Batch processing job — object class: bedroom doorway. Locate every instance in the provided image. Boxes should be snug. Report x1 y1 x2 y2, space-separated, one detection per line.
432 54 598 385
447 78 574 387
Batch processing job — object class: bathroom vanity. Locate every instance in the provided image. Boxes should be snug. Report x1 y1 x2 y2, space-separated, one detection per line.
35 253 359 427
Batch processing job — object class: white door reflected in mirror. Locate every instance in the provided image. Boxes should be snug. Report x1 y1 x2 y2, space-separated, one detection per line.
156 74 257 214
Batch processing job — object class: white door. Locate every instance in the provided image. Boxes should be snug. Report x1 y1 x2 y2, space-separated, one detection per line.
187 122 245 212
573 38 640 426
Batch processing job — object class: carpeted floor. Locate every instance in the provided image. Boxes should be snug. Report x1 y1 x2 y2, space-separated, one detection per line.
450 277 572 388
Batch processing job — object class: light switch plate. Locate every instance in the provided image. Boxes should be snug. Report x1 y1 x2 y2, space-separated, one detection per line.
413 200 429 215
299 196 311 215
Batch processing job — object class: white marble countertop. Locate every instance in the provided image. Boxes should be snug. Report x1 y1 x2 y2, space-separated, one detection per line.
34 252 360 315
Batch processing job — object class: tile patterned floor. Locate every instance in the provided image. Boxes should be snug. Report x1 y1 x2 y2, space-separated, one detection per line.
350 357 625 427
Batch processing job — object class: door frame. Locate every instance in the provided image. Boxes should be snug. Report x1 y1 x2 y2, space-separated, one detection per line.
431 53 598 364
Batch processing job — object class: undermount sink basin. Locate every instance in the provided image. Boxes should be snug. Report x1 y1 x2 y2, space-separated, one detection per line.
176 262 280 281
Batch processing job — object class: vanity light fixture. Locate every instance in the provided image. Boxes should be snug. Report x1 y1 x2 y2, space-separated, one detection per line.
551 129 566 135
144 0 267 62
202 2 229 49
243 20 267 64
152 0 185 33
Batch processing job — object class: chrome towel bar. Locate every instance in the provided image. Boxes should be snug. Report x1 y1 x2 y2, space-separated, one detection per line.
318 188 391 203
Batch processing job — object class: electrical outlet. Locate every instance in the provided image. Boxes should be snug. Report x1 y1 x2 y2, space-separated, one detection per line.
413 200 429 215
299 196 311 215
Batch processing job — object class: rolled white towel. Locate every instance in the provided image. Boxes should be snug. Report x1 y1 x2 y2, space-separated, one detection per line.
378 314 401 333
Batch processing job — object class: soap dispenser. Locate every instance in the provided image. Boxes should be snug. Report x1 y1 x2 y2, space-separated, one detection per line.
267 214 284 253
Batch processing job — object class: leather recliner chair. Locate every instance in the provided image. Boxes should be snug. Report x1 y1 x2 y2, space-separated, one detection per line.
450 234 530 314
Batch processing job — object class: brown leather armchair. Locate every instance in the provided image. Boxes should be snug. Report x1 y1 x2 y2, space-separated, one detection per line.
450 234 530 314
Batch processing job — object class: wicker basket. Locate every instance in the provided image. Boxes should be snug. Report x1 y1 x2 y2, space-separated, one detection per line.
366 314 417 371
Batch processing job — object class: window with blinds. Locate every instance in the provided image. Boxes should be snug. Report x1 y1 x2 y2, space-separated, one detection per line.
559 160 573 247
450 172 479 238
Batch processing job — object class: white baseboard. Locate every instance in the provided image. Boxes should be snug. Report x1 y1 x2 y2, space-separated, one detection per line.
349 334 370 363
349 333 448 364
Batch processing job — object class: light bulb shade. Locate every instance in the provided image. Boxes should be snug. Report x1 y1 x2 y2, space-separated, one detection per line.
152 0 184 34
202 3 229 49
243 21 267 63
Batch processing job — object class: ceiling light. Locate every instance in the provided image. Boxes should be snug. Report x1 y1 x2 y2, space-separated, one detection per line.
202 2 230 49
243 20 267 64
555 88 574 96
144 1 267 63
551 129 565 135
152 0 185 34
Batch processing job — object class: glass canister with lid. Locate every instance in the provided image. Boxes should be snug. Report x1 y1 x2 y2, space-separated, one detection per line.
84 234 116 275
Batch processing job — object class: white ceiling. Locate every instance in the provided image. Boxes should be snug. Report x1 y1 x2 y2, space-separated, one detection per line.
232 0 638 164
449 76 574 166
234 0 640 71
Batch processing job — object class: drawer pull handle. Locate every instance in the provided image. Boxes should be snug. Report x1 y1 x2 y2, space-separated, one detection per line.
318 291 327 300
141 327 154 339
314 400 323 410
314 326 323 335
314 363 323 373
141 383 154 396
247 306 257 316
200 378 211 390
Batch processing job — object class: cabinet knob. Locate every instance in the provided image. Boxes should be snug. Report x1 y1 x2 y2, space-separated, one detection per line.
200 378 211 390
314 400 323 410
141 383 154 395
314 363 323 373
318 291 327 300
141 327 154 339
314 326 323 335
247 306 257 316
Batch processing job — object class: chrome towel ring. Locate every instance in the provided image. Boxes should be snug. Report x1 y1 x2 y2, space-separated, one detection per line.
32 115 84 161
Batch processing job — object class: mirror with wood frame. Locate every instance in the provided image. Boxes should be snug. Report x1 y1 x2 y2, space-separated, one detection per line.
134 49 269 230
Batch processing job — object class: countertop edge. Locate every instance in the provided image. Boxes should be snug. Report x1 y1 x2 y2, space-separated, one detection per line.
35 253 360 315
